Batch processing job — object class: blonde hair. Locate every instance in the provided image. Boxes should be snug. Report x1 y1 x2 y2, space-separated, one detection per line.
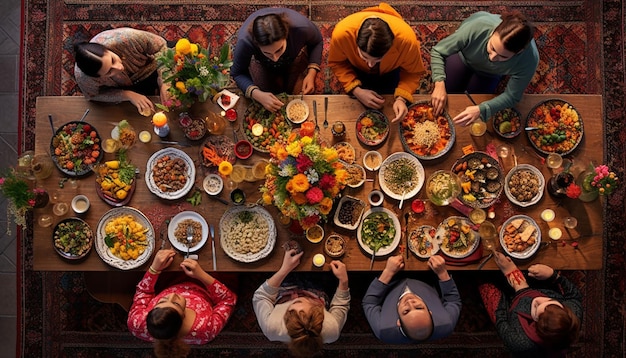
284 304 324 357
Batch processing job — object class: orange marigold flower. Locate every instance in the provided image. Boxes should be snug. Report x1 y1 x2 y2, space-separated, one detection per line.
292 192 307 205
319 197 333 215
290 173 310 192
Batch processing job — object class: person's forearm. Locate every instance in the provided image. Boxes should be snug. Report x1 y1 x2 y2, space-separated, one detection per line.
338 279 349 291
267 268 290 288
378 270 394 285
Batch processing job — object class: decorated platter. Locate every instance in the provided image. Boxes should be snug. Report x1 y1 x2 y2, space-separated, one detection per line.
242 94 292 153
491 107 522 139
356 109 389 147
200 135 236 170
333 195 366 231
53 217 94 260
357 207 401 256
333 142 356 164
94 161 137 207
285 98 309 124
504 164 545 207
50 121 103 176
435 216 480 259
378 152 425 200
95 206 155 270
526 99 583 155
452 151 504 208
219 205 276 263
168 211 209 253
400 101 455 160
500 215 541 259
408 225 439 259
145 148 195 200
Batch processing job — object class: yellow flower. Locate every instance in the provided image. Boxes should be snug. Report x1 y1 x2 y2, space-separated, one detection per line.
262 192 273 204
175 38 192 55
286 141 302 157
300 136 313 145
218 161 233 176
175 81 188 94
190 43 199 55
335 168 348 184
276 147 289 162
290 173 310 193
319 197 333 215
322 147 338 162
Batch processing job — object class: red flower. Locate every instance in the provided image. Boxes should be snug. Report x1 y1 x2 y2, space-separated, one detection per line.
566 183 581 199
318 174 336 190
296 154 313 173
301 214 320 229
306 187 324 204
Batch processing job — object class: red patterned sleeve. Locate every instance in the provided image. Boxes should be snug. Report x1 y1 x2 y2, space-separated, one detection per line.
126 271 159 341
194 279 238 342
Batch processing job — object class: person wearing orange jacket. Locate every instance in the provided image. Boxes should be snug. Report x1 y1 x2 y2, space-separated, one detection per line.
328 2 425 123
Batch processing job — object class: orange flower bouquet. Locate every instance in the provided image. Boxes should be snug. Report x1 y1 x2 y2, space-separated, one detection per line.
261 124 348 229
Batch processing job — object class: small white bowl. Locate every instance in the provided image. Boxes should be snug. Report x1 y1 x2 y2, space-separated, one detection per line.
346 164 366 188
363 151 383 171
203 174 223 195
71 195 90 214
286 99 309 124
368 190 384 206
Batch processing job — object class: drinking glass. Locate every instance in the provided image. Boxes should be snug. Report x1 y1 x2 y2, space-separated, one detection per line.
52 202 69 216
546 153 563 169
230 165 247 184
469 208 486 224
470 121 487 136
563 216 578 229
478 221 497 241
31 154 54 181
37 214 53 228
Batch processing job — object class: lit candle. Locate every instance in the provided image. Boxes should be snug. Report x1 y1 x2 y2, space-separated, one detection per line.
152 112 170 137
549 227 562 240
313 254 325 267
540 209 555 222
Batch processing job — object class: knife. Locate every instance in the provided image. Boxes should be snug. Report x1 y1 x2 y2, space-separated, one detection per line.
210 224 217 271
157 140 192 147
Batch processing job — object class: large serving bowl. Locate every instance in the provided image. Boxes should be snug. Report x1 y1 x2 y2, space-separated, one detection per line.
425 170 461 206
400 101 455 161
451 151 504 208
168 211 209 253
378 152 425 201
52 217 93 260
50 121 103 176
219 205 276 263
357 207 401 256
435 216 480 259
500 215 541 260
491 107 522 139
356 109 389 147
526 98 583 155
285 98 309 124
145 148 195 200
504 164 545 207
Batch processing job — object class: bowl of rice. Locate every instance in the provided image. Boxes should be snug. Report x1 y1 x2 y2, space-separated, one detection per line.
286 99 309 124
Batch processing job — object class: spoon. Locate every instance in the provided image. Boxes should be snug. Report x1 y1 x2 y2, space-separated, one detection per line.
525 127 539 131
398 181 411 209
79 108 90 122
186 225 193 258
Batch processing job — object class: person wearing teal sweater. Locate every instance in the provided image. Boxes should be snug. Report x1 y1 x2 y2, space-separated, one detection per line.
430 11 539 126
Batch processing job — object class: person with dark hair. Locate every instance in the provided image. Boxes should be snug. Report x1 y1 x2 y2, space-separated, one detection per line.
479 252 582 356
430 11 539 125
74 27 167 115
328 2 425 122
127 249 237 358
231 8 323 112
363 255 461 344
253 248 350 357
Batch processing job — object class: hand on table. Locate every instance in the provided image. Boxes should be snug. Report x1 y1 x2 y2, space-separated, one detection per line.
428 255 450 281
126 91 155 115
253 90 284 112
378 255 404 284
150 249 176 272
453 105 481 126
390 98 408 123
528 264 555 280
494 252 518 275
280 249 304 274
353 87 385 109
330 260 349 290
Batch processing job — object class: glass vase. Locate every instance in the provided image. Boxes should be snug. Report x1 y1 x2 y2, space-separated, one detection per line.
547 171 574 198
576 170 599 202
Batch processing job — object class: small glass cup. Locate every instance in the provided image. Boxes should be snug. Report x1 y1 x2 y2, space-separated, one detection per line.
37 214 53 228
470 121 487 136
540 209 555 222
563 216 578 229
52 202 69 216
478 221 497 241
31 154 54 181
331 121 346 137
68 178 79 190
546 153 563 169
469 208 486 225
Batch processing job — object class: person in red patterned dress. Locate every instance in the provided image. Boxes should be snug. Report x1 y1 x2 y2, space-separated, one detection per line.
127 249 237 358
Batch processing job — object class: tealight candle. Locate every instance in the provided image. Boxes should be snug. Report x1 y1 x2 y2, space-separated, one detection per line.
313 254 325 267
139 130 152 143
540 209 555 222
549 227 563 240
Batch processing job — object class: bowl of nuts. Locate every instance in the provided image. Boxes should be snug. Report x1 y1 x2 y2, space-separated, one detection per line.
504 164 544 207
324 234 346 258
333 195 366 231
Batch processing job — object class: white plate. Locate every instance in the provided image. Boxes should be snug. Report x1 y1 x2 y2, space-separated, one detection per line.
357 207 401 256
333 195 366 231
285 99 309 124
95 207 155 270
408 225 439 258
500 215 541 259
168 211 209 253
219 205 276 263
435 216 480 259
504 164 545 207
145 148 196 199
378 152 425 200
216 89 240 111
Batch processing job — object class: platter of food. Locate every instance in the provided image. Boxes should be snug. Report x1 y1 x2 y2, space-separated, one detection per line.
345 163 366 188
504 164 544 207
333 142 356 164
499 215 541 259
491 107 522 139
145 148 195 200
408 225 439 259
452 151 504 208
356 109 389 147
242 94 292 153
94 157 137 206
435 216 480 259
400 101 455 160
53 217 94 260
168 211 209 253
200 135 236 171
357 207 401 256
50 121 103 176
425 170 462 206
333 195 366 231
219 205 276 263
526 99 583 155
285 98 309 124
378 152 425 200
95 206 155 270
110 120 137 148
178 114 207 141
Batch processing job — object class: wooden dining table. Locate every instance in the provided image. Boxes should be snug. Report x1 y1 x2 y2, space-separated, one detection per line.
33 94 603 273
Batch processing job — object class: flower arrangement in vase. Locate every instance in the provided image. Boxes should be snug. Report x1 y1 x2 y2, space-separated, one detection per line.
157 38 232 111
578 163 619 201
0 169 48 234
261 122 348 230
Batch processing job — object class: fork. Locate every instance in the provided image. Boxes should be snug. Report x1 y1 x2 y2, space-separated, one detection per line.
186 225 193 258
323 97 329 128
313 100 320 132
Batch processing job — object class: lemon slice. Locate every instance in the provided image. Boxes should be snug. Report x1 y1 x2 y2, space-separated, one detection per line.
251 123 264 136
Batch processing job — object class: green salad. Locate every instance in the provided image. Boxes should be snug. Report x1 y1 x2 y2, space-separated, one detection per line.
361 212 395 251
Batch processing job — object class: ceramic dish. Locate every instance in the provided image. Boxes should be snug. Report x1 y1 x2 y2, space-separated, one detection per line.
50 121 103 176
400 101 455 161
324 234 347 258
425 170 462 206
200 135 236 170
52 217 93 260
452 151 504 208
435 216 480 259
526 99 583 155
408 225 439 258
363 150 383 171
357 207 401 256
491 107 522 139
234 140 253 159
285 98 309 124
94 163 137 207
499 215 541 259
378 152 425 200
219 205 276 263
216 89 240 111
345 163 366 188
333 195 366 231
95 207 155 270
504 164 545 207
333 142 356 164
168 211 209 253
203 174 223 195
145 148 196 200
356 109 389 147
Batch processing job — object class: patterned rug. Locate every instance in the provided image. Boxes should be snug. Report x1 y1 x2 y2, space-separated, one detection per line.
19 0 624 357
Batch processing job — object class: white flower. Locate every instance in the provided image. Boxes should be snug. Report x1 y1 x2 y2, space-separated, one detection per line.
199 66 209 77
